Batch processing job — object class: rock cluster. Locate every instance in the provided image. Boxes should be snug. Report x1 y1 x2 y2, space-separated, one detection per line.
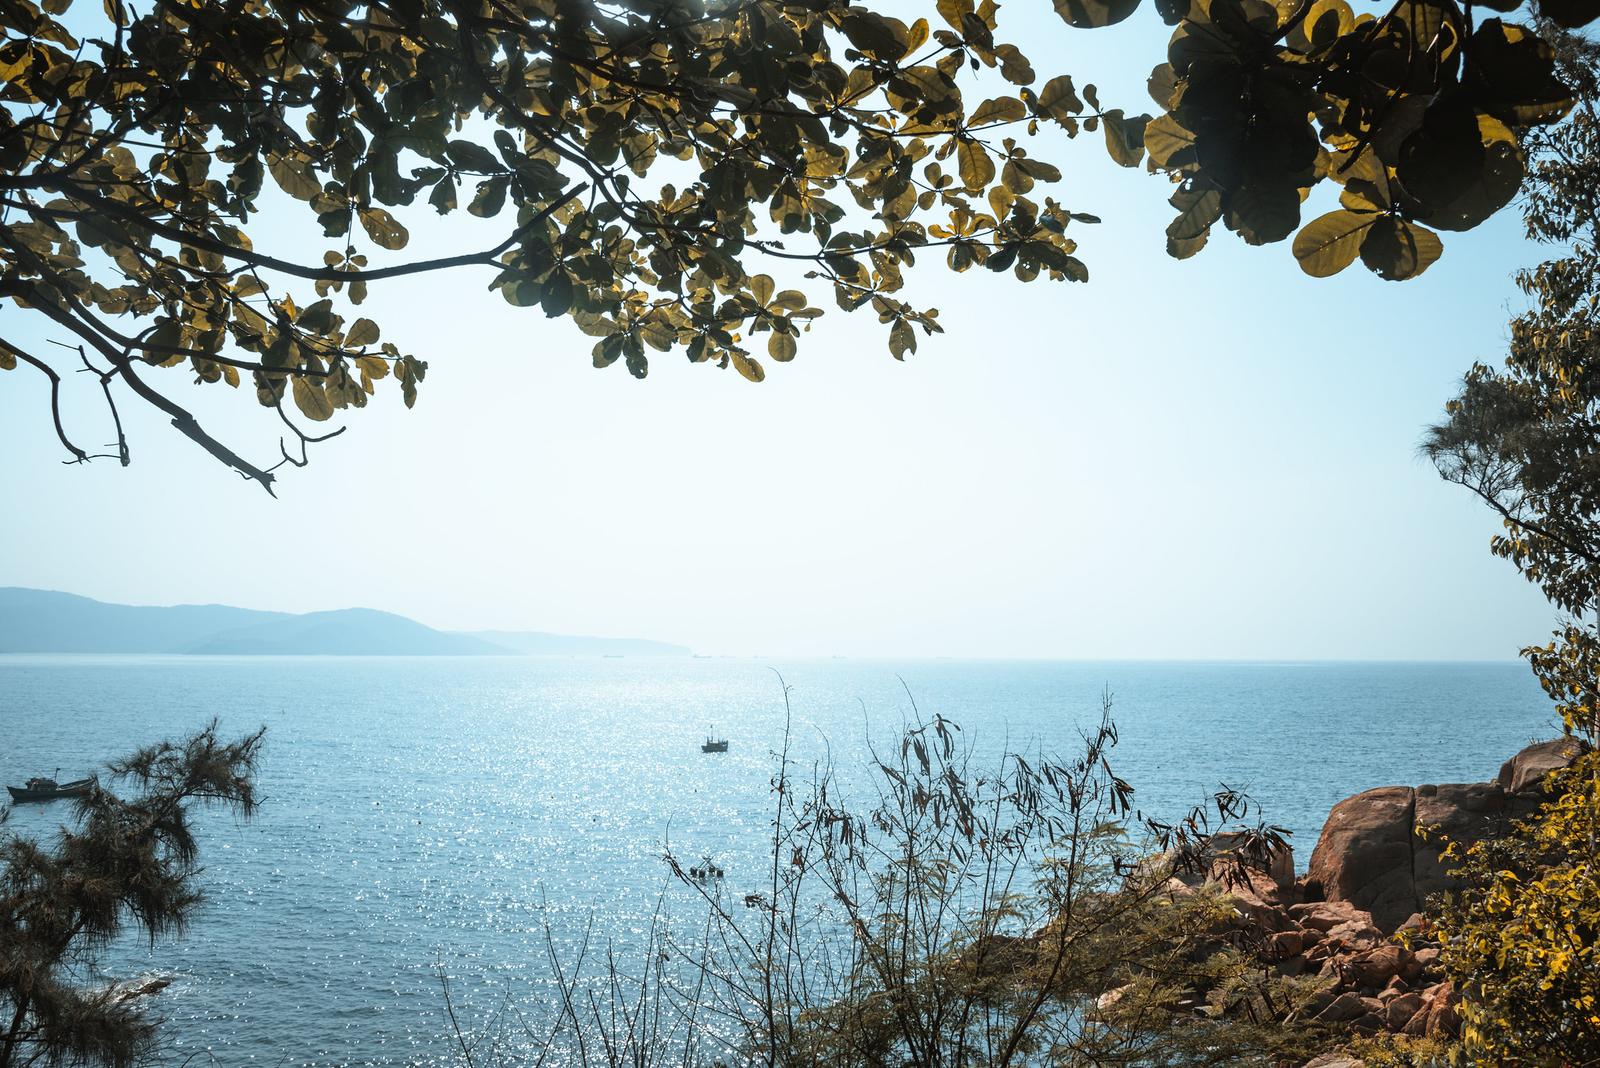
1220 737 1587 1066
1203 868 1460 1041
1303 737 1588 931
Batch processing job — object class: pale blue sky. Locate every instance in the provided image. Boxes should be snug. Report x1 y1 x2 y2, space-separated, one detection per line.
0 3 1561 657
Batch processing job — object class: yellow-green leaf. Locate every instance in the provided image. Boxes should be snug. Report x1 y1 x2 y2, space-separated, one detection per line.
957 139 995 189
1359 217 1444 280
730 352 765 382
889 319 916 359
345 317 380 347
970 96 1025 127
358 207 409 250
1053 0 1141 28
1292 209 1379 277
768 332 797 361
291 375 335 421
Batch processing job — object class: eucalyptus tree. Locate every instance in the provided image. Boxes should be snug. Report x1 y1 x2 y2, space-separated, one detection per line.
0 0 1588 487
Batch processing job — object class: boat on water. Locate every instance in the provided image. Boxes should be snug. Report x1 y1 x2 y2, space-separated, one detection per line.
7 771 96 803
701 736 729 753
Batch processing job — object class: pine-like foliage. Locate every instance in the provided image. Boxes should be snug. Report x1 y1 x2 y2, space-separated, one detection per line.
0 721 265 1068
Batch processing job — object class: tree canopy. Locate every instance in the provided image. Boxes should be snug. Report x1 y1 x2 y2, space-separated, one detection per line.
0 0 1591 488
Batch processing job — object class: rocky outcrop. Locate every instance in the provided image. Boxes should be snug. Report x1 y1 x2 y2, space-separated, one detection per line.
1136 739 1588 1068
1499 736 1588 794
1303 738 1587 933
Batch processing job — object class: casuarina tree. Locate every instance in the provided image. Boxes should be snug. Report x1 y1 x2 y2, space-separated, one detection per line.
0 722 265 1068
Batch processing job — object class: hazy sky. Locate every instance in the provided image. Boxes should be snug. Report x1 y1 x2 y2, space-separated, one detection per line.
0 4 1562 658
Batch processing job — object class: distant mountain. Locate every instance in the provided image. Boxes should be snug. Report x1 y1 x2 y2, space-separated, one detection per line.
192 608 506 656
468 630 690 657
0 588 687 656
0 587 290 654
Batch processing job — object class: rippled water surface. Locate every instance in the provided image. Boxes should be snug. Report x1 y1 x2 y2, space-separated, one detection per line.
0 657 1553 1064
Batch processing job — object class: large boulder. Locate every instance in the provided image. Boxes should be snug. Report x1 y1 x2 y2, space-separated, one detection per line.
1412 782 1517 903
1305 786 1417 932
1498 737 1590 795
1304 739 1587 933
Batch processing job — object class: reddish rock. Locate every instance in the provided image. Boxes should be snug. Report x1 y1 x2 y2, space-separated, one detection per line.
1306 786 1418 932
1351 1011 1385 1037
1423 982 1461 1038
1267 929 1307 959
1385 992 1424 1029
1394 912 1429 939
1304 741 1586 933
1377 976 1410 1001
1345 944 1411 989
1289 900 1370 933
1315 991 1371 1023
1206 830 1296 891
1412 782 1516 905
1401 982 1461 1038
1222 876 1297 934
1324 917 1384 950
1498 737 1589 795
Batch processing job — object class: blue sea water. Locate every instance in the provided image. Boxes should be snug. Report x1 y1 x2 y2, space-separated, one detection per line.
0 656 1555 1065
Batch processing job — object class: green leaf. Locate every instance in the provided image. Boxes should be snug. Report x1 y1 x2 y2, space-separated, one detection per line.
1464 19 1577 127
1147 64 1177 109
541 273 574 318
1540 0 1600 27
1035 76 1084 124
840 11 911 61
468 176 510 219
357 207 408 250
1053 0 1141 28
730 352 765 381
1166 187 1221 241
267 153 321 201
957 139 995 188
291 375 334 421
889 319 916 359
1359 217 1443 280
429 177 457 214
296 298 337 333
1225 185 1300 245
1102 109 1149 168
1398 103 1524 232
1167 231 1209 259
1291 209 1379 277
345 317 380 347
970 96 1026 126
768 332 797 362
1143 114 1197 169
445 140 503 173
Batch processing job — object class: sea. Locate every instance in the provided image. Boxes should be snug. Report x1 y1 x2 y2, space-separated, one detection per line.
0 656 1555 1065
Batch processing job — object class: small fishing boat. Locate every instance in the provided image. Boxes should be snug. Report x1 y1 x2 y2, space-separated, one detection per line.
701 736 728 753
7 771 96 803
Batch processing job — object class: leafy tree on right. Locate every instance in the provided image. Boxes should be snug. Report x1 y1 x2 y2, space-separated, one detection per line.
1425 20 1600 1064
